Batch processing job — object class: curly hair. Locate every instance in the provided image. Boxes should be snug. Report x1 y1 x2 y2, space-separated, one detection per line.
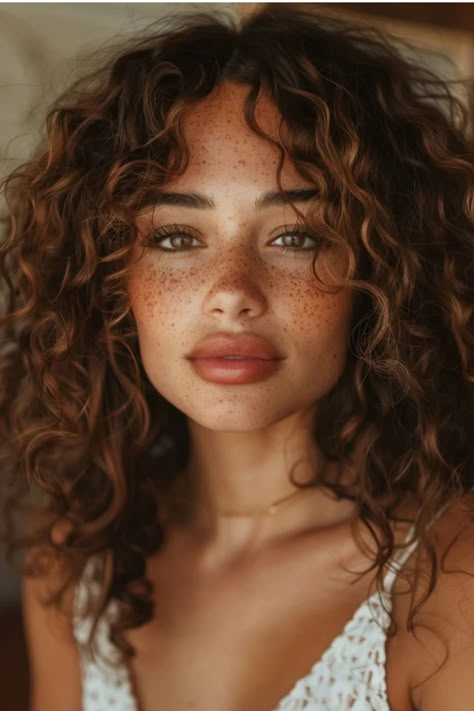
1 4 473 662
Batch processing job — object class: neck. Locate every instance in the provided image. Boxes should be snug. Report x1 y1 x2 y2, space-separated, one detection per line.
161 457 357 561
158 410 363 558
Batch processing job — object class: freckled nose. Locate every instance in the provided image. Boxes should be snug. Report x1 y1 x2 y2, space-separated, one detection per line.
203 263 266 320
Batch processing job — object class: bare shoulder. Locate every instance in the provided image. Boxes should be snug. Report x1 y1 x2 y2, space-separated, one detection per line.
391 496 474 711
23 558 82 711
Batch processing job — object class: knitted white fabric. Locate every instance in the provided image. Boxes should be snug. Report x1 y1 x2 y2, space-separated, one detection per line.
73 528 419 711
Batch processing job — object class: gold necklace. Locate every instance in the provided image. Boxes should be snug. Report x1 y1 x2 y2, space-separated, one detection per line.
167 462 326 521
169 484 316 519
216 486 314 517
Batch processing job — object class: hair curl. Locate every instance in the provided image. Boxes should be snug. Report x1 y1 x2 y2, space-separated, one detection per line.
1 4 473 662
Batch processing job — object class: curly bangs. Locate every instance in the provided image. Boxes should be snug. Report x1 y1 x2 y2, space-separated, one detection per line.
0 4 472 660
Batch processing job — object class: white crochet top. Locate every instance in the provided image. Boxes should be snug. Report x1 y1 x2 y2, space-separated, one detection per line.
73 526 419 711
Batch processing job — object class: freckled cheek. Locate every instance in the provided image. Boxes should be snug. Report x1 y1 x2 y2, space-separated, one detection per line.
128 267 161 323
290 285 352 365
129 266 198 332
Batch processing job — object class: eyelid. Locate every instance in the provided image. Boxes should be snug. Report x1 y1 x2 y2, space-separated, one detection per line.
272 223 314 237
145 223 200 237
146 222 315 241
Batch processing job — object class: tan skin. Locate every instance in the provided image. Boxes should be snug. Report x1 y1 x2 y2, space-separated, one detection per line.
119 494 474 711
24 82 474 711
124 504 414 711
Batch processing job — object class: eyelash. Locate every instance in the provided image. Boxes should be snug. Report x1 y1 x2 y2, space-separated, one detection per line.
145 224 325 257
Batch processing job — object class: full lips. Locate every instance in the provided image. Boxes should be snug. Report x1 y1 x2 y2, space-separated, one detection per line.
188 357 283 384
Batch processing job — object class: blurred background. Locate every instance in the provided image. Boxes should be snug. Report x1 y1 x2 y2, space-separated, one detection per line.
1 3 473 709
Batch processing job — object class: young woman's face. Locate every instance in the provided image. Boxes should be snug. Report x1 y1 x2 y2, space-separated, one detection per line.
127 82 353 431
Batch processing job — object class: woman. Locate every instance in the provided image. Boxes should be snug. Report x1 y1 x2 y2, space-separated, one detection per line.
1 5 473 710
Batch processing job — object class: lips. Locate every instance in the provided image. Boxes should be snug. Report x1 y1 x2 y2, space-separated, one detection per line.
186 333 284 360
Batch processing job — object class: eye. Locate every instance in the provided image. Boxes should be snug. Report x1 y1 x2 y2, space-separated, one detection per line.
143 224 326 256
271 227 325 256
143 224 201 251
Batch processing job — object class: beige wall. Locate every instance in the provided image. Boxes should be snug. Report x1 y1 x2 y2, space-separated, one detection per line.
0 3 237 179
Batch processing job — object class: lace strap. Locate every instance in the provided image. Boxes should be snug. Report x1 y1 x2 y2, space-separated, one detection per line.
72 556 101 646
382 524 418 592
382 503 449 593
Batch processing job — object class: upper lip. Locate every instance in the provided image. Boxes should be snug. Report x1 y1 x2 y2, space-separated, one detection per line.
186 333 285 360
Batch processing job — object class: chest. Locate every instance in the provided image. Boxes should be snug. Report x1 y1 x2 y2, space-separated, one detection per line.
123 538 409 711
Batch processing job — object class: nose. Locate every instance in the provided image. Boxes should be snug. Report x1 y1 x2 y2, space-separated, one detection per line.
202 256 267 321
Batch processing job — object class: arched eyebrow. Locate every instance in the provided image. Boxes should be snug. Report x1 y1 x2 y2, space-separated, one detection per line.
151 188 318 210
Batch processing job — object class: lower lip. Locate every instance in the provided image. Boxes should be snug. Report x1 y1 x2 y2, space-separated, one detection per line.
188 357 283 384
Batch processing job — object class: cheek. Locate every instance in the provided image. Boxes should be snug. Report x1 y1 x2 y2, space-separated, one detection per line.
129 263 183 327
299 251 353 351
279 264 351 335
294 286 353 381
128 267 178 382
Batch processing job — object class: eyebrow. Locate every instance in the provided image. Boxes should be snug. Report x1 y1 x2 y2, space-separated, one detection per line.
151 188 318 211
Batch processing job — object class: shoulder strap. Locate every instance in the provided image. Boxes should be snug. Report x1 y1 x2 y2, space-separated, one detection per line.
72 555 103 645
382 502 449 593
382 524 418 593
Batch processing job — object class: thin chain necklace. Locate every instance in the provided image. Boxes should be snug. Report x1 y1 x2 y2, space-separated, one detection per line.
216 486 315 517
170 485 316 519
168 462 327 519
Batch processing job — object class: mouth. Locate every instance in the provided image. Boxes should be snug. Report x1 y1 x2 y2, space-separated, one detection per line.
196 355 272 360
186 333 284 361
188 355 283 384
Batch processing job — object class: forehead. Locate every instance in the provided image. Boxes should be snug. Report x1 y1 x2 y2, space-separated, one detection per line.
185 81 281 133
172 82 305 190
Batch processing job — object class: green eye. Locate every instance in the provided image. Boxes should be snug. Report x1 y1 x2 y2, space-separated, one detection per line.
145 224 201 251
271 229 324 255
145 224 325 257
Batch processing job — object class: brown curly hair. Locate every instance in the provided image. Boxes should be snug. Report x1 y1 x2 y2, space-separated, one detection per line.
1 4 473 662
